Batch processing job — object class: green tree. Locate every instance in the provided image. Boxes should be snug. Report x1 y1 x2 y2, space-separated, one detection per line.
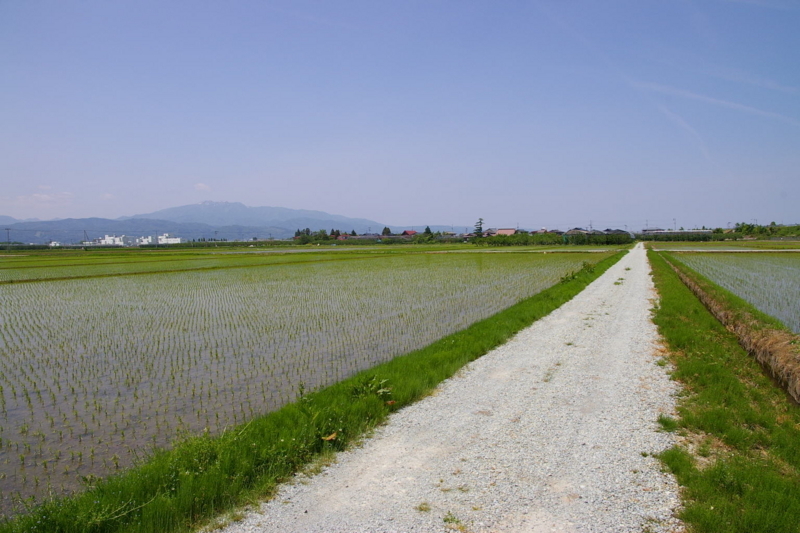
474 218 484 239
424 226 432 235
382 227 392 236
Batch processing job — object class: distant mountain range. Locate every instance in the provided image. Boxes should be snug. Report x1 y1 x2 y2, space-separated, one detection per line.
122 202 387 235
1 202 456 244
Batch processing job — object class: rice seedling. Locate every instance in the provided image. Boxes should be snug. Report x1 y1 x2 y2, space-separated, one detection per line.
674 252 800 333
0 249 610 515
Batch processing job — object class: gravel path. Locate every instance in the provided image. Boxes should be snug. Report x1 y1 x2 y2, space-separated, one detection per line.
219 243 683 533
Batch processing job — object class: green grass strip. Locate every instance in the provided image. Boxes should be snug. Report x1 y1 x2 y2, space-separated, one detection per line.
0 252 622 533
648 250 800 533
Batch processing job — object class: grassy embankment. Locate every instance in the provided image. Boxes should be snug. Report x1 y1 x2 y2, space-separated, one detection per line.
662 252 800 400
648 250 800 532
0 252 624 533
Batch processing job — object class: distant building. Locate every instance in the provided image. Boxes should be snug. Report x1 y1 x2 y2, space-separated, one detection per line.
136 236 154 246
96 234 125 246
158 233 181 245
401 230 417 236
48 241 61 247
641 228 712 235
495 228 517 236
565 228 589 235
533 228 564 235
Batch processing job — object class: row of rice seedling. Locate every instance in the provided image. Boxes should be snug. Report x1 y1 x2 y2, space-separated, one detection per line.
0 250 606 515
0 251 352 282
674 252 800 333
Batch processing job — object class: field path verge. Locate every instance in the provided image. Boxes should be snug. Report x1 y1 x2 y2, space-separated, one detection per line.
220 243 682 533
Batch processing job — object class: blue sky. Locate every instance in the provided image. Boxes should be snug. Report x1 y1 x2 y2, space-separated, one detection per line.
1 0 798 231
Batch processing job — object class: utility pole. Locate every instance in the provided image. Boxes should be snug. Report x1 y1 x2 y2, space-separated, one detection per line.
673 218 677 231
5 228 9 251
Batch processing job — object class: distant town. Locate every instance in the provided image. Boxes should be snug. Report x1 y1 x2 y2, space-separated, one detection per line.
49 233 183 248
39 226 717 248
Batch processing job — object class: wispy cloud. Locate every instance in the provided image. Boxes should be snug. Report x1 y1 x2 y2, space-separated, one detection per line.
14 192 75 208
658 105 715 165
101 193 115 201
709 66 797 94
634 81 800 126
716 0 800 11
37 185 52 190
195 182 211 191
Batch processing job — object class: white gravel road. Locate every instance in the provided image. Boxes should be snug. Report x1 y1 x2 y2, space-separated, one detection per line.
219 243 683 533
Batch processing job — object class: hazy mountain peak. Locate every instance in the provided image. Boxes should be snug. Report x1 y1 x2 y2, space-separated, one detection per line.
125 202 385 230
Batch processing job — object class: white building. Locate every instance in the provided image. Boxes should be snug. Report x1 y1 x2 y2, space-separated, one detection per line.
97 234 125 246
158 233 181 245
48 241 61 247
136 236 154 246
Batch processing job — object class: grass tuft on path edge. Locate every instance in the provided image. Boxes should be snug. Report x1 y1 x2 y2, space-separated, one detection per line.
0 252 624 533
648 250 800 533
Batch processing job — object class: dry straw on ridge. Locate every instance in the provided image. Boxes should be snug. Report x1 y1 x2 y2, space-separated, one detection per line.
665 257 800 403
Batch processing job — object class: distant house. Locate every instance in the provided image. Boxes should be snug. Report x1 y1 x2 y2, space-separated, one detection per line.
495 228 517 236
401 230 417 236
565 228 589 235
136 236 154 246
534 228 564 235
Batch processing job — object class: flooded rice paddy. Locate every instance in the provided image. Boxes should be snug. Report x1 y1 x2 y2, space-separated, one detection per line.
675 252 800 333
0 249 608 514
